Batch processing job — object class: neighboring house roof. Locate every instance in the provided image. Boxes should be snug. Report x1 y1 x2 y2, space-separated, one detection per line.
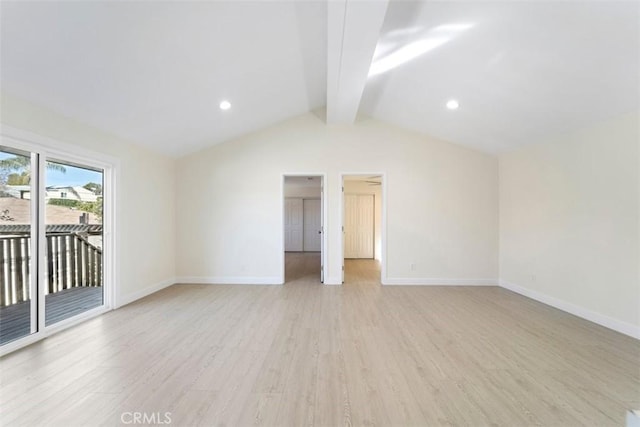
1 185 31 199
46 186 99 202
2 185 100 202
0 198 100 225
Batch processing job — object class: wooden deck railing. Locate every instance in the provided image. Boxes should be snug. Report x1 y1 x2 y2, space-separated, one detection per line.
0 233 102 307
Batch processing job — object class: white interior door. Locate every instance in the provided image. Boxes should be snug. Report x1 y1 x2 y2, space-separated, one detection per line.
303 199 321 252
344 194 374 258
284 198 303 251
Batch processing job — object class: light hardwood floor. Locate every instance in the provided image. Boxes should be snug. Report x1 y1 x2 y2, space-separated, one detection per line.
1 252 639 426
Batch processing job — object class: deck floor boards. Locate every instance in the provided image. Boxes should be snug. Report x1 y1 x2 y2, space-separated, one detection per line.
0 287 102 344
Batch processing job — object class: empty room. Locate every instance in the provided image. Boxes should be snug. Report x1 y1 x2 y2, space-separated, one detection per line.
0 1 638 426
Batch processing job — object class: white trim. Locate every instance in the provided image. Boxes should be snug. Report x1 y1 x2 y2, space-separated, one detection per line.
115 277 176 308
500 280 640 340
0 125 120 166
381 175 387 284
0 125 119 353
0 333 41 356
383 278 499 286
323 277 342 285
177 276 282 285
103 164 117 311
36 152 46 334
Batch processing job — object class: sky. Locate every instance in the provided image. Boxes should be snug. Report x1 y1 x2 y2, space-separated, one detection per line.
0 150 102 187
47 164 102 187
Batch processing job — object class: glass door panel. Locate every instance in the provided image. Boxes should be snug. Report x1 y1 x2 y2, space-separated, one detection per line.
44 160 103 326
0 148 36 344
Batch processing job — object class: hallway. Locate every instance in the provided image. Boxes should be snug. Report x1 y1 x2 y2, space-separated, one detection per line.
284 252 381 286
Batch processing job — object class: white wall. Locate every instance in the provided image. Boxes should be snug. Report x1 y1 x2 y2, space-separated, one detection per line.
499 111 640 337
344 179 382 261
0 92 176 306
3 90 636 338
176 113 499 285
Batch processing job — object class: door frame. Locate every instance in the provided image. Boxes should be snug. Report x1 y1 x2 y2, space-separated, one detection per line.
0 125 118 356
281 173 327 284
339 173 387 284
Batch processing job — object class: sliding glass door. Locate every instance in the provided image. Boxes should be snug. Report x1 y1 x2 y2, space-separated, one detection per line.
44 160 104 326
0 148 37 344
0 142 110 348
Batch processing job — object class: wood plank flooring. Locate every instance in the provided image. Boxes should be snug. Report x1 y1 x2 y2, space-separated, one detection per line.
1 252 638 426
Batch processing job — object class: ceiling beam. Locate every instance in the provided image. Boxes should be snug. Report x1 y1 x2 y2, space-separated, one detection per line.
326 0 389 124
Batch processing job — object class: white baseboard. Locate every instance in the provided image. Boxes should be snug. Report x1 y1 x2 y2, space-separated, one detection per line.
176 276 282 285
323 277 342 285
116 277 176 308
383 277 499 286
500 280 640 340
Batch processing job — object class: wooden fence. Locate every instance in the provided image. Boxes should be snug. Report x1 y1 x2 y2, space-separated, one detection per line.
0 233 102 307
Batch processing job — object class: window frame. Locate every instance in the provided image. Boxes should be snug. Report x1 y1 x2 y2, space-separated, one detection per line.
0 125 118 356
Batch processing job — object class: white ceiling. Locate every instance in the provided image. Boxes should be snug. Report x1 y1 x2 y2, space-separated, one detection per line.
1 1 638 157
360 1 640 153
0 1 327 157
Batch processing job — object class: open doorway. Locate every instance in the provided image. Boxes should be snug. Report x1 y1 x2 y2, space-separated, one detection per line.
283 175 325 284
341 174 385 285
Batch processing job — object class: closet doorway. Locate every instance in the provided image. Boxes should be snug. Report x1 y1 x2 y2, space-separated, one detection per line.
283 175 325 283
341 174 385 284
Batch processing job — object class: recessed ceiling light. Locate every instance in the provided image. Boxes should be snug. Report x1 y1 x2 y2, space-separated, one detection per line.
219 100 231 111
446 99 459 110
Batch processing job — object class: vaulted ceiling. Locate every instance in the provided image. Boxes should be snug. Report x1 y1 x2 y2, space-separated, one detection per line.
1 1 638 157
